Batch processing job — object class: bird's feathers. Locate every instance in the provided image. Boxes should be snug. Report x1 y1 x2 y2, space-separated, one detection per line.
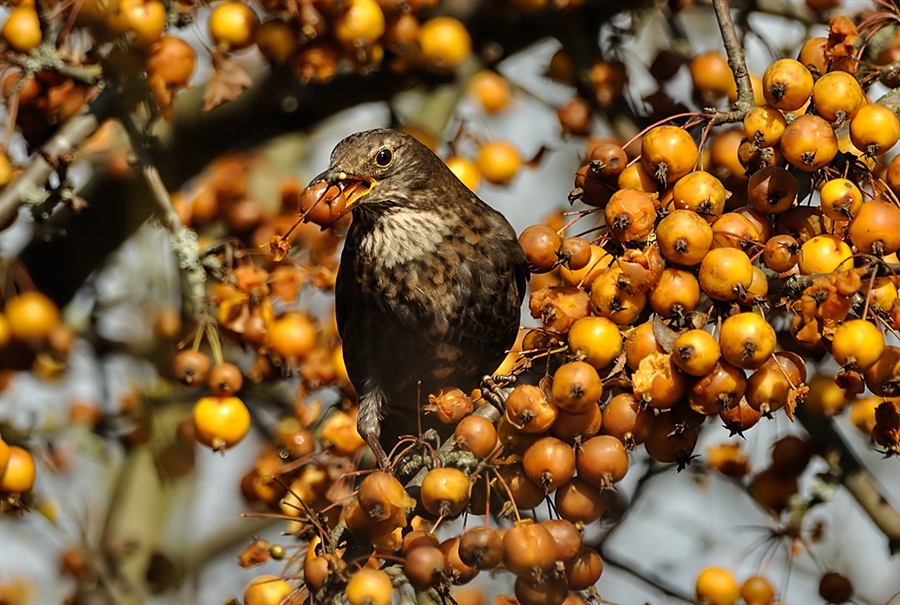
326 128 527 459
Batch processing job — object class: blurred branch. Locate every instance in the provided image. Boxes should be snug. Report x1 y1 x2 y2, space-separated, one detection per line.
710 0 755 125
601 549 694 603
117 103 212 324
0 97 107 228
797 409 900 555
99 446 161 605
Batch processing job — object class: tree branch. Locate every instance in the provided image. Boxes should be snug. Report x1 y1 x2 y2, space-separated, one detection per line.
710 0 755 125
797 408 900 554
0 103 105 228
600 549 695 603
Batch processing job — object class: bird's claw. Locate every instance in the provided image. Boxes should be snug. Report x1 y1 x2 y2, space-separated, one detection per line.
481 374 517 409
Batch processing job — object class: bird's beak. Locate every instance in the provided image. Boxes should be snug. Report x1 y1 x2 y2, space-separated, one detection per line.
310 168 375 209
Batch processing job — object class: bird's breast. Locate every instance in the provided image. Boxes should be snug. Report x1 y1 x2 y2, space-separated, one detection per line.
357 208 451 268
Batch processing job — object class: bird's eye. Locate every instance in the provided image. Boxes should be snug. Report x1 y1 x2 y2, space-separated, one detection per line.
375 148 393 167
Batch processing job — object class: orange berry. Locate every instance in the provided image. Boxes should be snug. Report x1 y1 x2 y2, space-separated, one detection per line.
813 71 864 124
741 575 776 605
417 16 471 70
831 319 885 370
640 125 698 185
334 0 385 48
173 349 211 385
559 244 612 287
0 436 10 479
850 103 900 155
780 114 838 172
469 69 511 113
848 200 900 256
656 209 713 266
243 575 293 605
590 269 647 324
505 384 558 434
762 59 813 112
1 4 42 52
576 435 628 487
192 395 251 451
454 415 498 458
798 36 828 73
719 312 776 370
567 316 622 369
421 467 469 517
0 152 14 188
698 248 753 302
805 374 847 417
695 566 740 605
632 351 691 409
617 161 660 193
209 1 259 52
269 313 317 359
849 395 882 435
444 155 481 191
747 165 797 215
551 361 603 414
819 178 863 221
605 189 658 243
649 268 700 318
4 291 60 341
320 409 366 456
671 170 727 218
518 224 561 273
689 50 733 96
798 235 852 275
743 105 787 147
0 445 36 494
522 436 576 492
346 569 393 605
672 329 721 377
255 19 298 63
503 520 558 579
709 128 746 180
112 0 166 47
476 140 521 185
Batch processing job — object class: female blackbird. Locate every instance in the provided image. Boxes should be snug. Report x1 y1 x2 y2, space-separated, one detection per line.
310 129 528 466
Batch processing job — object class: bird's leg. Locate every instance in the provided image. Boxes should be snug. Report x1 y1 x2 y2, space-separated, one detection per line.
358 390 390 468
365 433 390 469
481 374 518 409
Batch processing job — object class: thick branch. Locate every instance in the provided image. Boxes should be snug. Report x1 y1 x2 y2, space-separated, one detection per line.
710 0 755 125
797 409 900 554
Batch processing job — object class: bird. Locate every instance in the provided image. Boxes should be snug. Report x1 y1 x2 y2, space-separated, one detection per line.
309 128 528 467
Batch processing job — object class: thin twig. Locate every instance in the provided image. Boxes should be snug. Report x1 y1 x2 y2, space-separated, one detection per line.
709 0 756 125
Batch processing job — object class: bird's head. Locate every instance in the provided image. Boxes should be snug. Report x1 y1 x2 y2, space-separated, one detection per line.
309 128 453 212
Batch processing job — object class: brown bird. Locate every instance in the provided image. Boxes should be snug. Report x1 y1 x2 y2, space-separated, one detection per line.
310 128 528 467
